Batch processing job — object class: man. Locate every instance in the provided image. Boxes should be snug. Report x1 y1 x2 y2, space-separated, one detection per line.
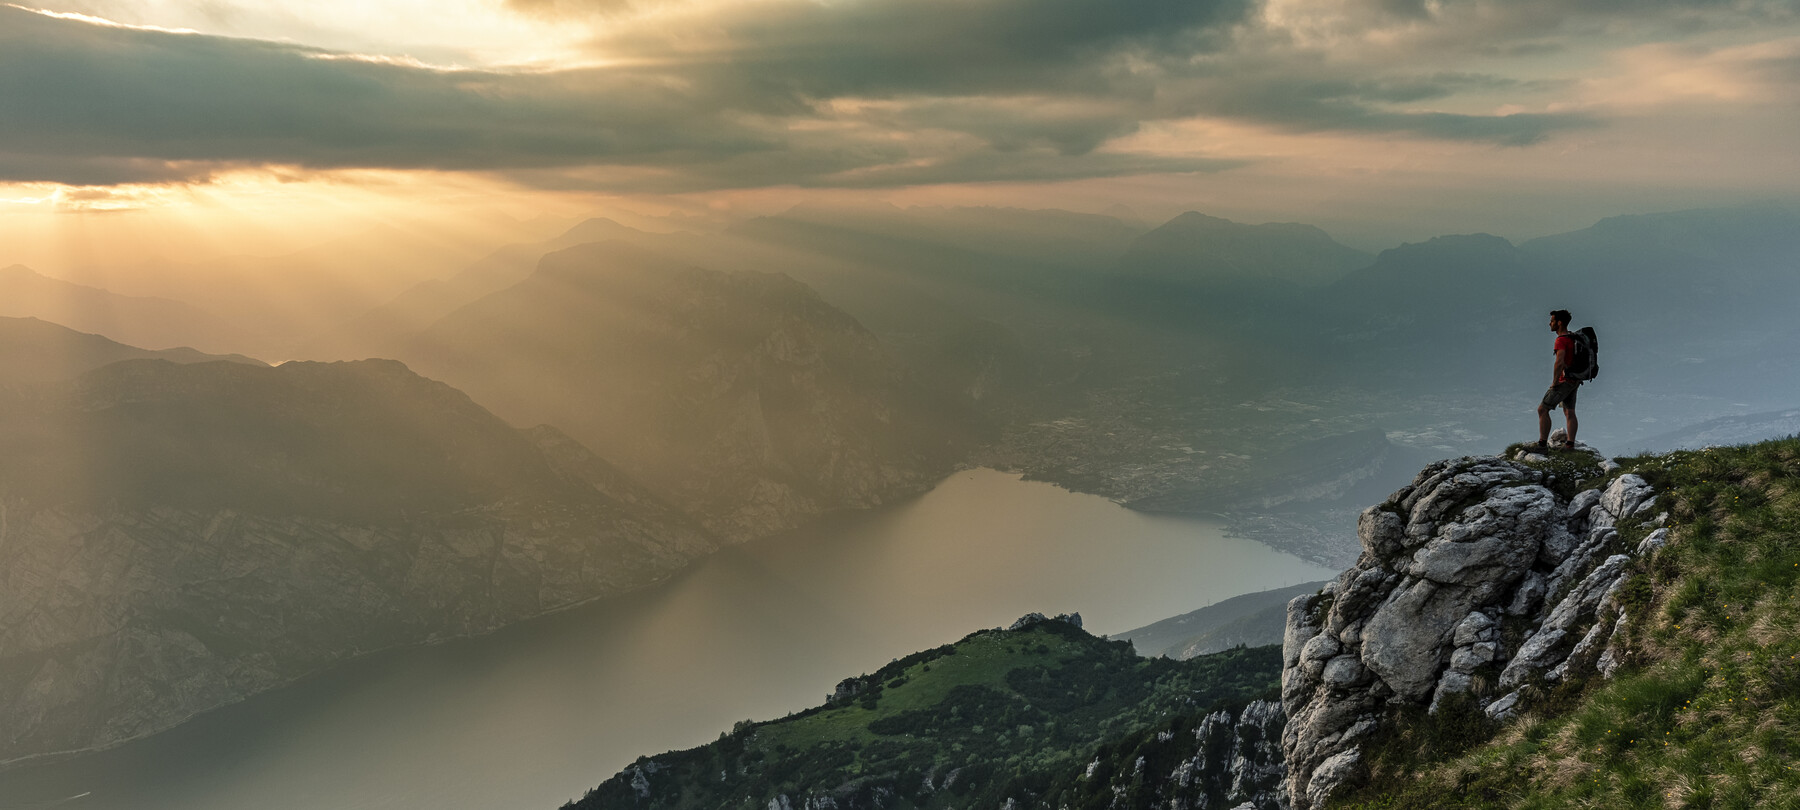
1535 309 1579 452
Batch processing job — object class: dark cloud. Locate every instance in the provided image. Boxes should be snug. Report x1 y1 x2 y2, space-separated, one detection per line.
1290 0 1799 55
1 2 1263 188
589 0 1251 101
508 147 1244 193
0 151 217 185
3 0 1729 191
1148 72 1598 145
0 6 791 185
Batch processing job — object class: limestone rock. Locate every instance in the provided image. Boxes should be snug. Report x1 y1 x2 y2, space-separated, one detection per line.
1566 488 1603 528
1593 474 1655 530
1497 558 1641 691
1453 612 1498 646
1077 698 1287 810
1281 447 1664 808
1484 690 1522 721
1450 642 1499 673
1501 554 1631 690
1006 612 1083 632
1506 572 1546 617
1596 615 1631 678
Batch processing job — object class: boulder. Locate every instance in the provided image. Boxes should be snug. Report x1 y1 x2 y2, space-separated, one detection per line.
1281 448 1664 808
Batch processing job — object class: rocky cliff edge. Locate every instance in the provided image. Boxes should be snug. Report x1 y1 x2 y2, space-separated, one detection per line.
1281 441 1664 809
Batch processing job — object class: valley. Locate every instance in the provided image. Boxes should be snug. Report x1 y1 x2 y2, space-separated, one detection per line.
0 470 1329 810
1 200 1797 809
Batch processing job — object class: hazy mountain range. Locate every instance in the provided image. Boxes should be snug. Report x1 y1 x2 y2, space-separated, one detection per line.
400 240 978 540
15 202 1800 541
0 267 255 356
1116 212 1371 291
0 342 712 763
1118 581 1330 660
3 201 1798 765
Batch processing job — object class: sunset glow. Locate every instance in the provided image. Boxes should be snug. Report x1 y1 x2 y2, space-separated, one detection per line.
2 0 1794 266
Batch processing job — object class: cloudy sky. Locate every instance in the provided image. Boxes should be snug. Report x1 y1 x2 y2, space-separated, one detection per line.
2 0 1798 256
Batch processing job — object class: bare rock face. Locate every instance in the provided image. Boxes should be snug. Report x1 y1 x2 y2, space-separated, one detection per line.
1280 455 1661 809
1078 698 1288 810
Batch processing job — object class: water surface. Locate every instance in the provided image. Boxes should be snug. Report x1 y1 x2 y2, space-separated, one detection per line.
0 469 1333 810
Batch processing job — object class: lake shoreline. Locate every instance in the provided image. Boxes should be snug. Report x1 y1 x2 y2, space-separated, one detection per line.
0 468 1332 810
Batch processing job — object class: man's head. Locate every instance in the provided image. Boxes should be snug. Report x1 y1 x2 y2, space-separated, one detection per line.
1549 309 1572 331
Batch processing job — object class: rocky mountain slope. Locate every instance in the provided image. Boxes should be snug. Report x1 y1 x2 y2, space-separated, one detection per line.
1121 582 1330 660
0 358 713 763
562 614 1284 810
1326 436 1800 808
403 240 979 542
297 217 649 362
0 266 255 356
0 316 264 382
1279 443 1662 807
542 429 1800 810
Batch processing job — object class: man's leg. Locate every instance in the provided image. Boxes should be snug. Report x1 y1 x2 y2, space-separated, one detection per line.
1537 403 1552 445
1563 405 1578 445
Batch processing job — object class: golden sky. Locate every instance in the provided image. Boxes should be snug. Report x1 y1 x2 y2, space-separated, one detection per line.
2 0 1798 261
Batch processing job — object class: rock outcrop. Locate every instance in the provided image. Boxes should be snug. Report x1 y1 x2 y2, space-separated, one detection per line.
1067 698 1287 810
1280 448 1660 808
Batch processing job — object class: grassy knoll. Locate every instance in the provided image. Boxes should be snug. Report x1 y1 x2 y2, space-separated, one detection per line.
564 620 1280 810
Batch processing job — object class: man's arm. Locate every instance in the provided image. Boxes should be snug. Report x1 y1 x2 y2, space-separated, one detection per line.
1552 345 1568 384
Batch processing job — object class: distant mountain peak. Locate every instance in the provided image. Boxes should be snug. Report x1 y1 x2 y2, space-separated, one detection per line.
1117 211 1371 289
0 265 252 355
553 217 642 247
0 316 264 382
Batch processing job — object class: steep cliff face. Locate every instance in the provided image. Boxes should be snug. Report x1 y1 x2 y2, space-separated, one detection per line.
0 359 713 763
1056 699 1287 810
406 241 978 542
1279 446 1662 808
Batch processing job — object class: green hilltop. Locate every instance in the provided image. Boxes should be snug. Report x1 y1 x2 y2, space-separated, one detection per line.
563 618 1281 810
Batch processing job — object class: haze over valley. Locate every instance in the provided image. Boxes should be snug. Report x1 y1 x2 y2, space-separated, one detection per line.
3 0 1800 807
3 199 1797 788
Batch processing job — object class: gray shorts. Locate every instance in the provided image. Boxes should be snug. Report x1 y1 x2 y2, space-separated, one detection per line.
1541 380 1579 409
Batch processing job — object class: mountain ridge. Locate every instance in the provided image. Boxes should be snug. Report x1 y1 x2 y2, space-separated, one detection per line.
1116 212 1371 291
0 356 715 763
0 266 254 356
402 239 979 542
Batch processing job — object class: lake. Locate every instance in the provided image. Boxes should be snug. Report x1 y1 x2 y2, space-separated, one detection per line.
0 469 1334 810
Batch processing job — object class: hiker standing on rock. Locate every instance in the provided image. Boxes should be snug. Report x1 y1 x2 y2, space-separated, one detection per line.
1536 309 1586 451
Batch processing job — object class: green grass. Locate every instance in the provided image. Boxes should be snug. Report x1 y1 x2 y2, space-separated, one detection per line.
763 631 1091 749
1338 437 1800 810
565 622 1282 810
1500 442 1610 501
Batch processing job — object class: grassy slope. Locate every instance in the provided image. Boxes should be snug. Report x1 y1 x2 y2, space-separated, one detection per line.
1338 437 1800 810
564 621 1280 810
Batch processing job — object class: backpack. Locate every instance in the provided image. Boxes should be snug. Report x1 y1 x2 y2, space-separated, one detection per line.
1566 326 1599 381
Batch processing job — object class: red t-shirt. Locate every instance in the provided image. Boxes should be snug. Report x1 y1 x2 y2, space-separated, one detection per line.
1554 334 1575 383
